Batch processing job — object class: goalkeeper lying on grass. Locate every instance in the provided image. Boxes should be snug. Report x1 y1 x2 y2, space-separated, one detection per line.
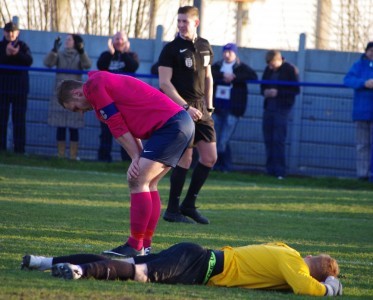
22 241 342 296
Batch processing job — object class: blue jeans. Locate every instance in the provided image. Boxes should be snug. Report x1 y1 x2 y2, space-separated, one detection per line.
213 111 239 171
262 108 290 177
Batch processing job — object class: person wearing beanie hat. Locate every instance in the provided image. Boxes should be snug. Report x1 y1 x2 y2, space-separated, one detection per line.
212 43 257 172
0 21 33 153
344 41 373 181
222 43 238 54
43 34 92 160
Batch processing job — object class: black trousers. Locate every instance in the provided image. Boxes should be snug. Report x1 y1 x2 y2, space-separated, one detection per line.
98 122 130 162
0 93 27 153
134 242 212 284
52 243 223 284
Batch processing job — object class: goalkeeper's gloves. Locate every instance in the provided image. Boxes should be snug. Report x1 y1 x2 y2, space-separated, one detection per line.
324 276 343 296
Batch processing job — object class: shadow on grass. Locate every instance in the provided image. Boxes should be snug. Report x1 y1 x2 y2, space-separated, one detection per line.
1 151 373 191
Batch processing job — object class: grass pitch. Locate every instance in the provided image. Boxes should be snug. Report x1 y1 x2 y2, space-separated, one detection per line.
0 153 372 299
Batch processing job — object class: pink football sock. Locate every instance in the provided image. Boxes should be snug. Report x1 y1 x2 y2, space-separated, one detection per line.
127 192 152 250
143 191 161 248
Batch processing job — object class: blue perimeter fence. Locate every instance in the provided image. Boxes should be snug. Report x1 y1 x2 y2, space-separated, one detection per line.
0 65 358 179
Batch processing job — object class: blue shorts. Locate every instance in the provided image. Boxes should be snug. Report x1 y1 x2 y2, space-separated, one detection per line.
141 110 194 167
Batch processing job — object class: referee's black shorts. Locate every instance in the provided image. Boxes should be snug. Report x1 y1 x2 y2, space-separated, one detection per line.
189 100 216 145
133 242 213 284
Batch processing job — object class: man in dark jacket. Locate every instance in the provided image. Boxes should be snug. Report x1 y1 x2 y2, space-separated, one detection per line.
212 43 257 171
260 50 299 179
0 22 33 154
96 31 139 162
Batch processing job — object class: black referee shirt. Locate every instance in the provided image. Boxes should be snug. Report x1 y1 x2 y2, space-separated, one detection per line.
158 34 214 103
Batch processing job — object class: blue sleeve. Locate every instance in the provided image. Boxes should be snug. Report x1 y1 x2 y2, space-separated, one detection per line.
344 61 366 89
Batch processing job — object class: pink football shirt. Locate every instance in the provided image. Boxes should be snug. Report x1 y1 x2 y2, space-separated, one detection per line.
83 71 183 139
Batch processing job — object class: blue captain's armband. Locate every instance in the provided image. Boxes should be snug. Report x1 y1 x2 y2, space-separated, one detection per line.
99 103 119 120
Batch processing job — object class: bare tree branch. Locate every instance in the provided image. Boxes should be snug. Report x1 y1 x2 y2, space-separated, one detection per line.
0 0 12 24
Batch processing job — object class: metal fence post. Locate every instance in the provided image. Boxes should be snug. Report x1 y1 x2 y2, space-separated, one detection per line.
153 25 164 63
288 33 306 174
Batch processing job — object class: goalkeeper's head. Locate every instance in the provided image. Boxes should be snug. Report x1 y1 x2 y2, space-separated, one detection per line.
305 254 340 282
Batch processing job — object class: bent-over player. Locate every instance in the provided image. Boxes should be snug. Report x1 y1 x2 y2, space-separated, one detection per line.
56 71 194 258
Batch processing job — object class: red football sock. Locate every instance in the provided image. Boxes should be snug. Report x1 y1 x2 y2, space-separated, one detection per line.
127 192 152 250
143 191 161 248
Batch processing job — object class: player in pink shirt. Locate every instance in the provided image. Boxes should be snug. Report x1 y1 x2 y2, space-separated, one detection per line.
56 71 194 257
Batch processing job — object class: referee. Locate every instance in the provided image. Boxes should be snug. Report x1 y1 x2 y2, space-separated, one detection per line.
157 5 217 224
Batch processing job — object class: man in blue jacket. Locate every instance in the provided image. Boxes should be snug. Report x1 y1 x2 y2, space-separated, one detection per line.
344 41 373 181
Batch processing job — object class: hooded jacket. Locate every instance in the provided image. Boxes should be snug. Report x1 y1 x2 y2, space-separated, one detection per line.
212 59 257 117
344 54 373 121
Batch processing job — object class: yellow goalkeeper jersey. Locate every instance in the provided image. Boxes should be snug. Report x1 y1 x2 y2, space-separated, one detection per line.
207 242 326 296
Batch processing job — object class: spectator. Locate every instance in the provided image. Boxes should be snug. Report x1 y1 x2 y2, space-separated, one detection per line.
212 43 258 172
55 71 194 258
344 41 373 181
22 241 343 297
158 6 216 224
260 50 300 179
96 31 139 162
44 34 92 160
0 22 33 154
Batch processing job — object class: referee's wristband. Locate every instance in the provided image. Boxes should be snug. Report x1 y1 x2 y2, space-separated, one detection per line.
207 107 215 113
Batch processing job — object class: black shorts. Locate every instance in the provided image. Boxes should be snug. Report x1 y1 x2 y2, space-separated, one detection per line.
133 242 211 285
189 100 216 145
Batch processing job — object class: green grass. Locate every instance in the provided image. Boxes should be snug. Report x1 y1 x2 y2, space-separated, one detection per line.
0 153 372 299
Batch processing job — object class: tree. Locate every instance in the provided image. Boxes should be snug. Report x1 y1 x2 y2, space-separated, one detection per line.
0 0 159 38
55 0 73 32
316 0 373 51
